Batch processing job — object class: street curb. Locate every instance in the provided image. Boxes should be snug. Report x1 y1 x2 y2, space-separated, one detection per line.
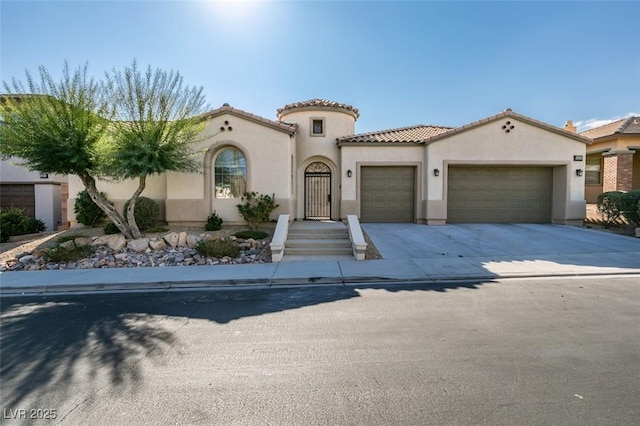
2 270 639 297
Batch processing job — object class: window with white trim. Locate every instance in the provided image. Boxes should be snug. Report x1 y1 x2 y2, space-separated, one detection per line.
214 147 246 198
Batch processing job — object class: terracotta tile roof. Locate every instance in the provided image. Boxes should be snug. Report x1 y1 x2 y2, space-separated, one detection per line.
200 104 297 135
580 116 640 139
337 124 453 145
277 99 360 119
421 109 592 145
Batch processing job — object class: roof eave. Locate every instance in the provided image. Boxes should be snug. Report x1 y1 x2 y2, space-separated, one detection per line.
423 110 593 145
200 106 297 135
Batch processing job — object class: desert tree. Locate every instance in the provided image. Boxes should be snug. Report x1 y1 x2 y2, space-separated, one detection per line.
1 61 208 239
0 62 136 237
103 60 207 238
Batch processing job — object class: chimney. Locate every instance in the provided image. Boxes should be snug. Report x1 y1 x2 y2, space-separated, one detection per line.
564 120 576 133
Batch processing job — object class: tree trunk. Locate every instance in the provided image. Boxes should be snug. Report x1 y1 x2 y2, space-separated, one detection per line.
78 172 135 239
125 175 146 240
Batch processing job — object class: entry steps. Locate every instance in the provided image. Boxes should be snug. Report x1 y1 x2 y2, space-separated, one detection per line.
283 221 354 261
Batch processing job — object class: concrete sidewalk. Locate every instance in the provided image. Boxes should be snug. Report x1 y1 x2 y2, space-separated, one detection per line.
2 251 640 296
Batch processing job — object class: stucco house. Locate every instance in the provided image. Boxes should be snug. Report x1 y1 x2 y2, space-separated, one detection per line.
578 116 640 203
67 99 591 226
0 159 68 232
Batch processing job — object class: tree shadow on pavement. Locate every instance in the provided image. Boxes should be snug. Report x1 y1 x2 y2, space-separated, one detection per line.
0 280 485 408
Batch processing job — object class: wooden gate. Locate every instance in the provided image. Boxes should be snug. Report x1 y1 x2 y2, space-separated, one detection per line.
304 162 331 220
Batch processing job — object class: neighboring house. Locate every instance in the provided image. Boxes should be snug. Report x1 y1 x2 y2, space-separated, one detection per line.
578 117 640 203
67 99 591 226
0 159 68 231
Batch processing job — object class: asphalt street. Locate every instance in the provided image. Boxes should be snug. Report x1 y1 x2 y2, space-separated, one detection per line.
1 276 638 425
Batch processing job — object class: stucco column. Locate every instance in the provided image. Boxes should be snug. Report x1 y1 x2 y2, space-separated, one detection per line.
603 150 634 192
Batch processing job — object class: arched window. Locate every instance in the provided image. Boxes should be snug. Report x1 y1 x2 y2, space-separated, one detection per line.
214 147 246 198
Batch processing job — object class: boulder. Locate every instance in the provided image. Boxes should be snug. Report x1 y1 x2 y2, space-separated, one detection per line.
107 235 127 251
186 234 201 248
149 239 167 251
18 255 35 264
74 237 93 247
127 238 150 253
164 232 180 248
178 231 188 247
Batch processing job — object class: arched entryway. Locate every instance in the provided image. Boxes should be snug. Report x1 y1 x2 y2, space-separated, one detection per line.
304 161 331 220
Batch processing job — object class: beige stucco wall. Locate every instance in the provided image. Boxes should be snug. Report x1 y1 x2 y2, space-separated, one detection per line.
426 118 587 225
67 174 167 225
339 145 425 221
279 108 356 220
166 113 294 225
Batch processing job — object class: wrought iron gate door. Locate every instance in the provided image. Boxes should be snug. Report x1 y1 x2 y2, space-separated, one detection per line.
304 162 331 220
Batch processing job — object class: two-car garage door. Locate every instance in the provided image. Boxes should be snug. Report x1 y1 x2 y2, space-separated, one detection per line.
447 166 552 223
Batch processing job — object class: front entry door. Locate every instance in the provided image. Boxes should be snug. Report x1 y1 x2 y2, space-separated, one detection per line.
304 162 331 220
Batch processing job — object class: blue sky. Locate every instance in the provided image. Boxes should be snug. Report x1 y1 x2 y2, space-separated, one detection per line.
1 1 639 133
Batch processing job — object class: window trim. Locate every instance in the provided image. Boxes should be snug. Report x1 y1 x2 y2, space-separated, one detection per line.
585 155 602 185
213 147 247 199
310 117 325 137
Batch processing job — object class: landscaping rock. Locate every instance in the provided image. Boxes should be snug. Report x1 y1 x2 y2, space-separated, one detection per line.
127 238 150 253
107 235 127 251
74 237 93 247
164 232 180 248
149 239 167 251
186 234 200 248
178 231 188 247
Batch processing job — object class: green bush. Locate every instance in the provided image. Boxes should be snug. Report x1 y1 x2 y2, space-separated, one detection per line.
206 211 223 231
596 191 625 228
74 190 108 226
234 230 268 240
619 189 640 226
44 243 94 262
0 207 46 242
103 222 121 235
236 192 279 230
195 239 240 258
123 196 159 231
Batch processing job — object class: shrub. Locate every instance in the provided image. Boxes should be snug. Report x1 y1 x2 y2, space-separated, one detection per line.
103 222 121 235
206 211 223 231
123 197 159 231
195 239 240 258
236 192 279 230
44 243 94 262
619 189 640 226
234 230 268 240
0 207 46 242
596 191 625 228
74 190 108 226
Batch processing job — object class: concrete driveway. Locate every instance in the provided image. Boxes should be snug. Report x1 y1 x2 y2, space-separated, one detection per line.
362 223 640 260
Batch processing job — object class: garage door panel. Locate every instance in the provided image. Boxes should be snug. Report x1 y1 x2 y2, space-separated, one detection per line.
361 166 415 223
447 166 552 223
0 184 36 217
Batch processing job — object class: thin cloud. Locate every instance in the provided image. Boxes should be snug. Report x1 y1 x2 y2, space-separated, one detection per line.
575 112 640 132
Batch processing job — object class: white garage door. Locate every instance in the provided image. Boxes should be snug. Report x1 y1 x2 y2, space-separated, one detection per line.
447 166 552 223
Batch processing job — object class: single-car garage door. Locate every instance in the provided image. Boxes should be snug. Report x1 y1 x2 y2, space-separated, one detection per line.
361 166 415 222
447 166 552 223
0 184 36 217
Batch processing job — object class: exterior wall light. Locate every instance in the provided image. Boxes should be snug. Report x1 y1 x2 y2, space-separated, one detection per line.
433 168 440 177
347 170 352 178
576 169 583 177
